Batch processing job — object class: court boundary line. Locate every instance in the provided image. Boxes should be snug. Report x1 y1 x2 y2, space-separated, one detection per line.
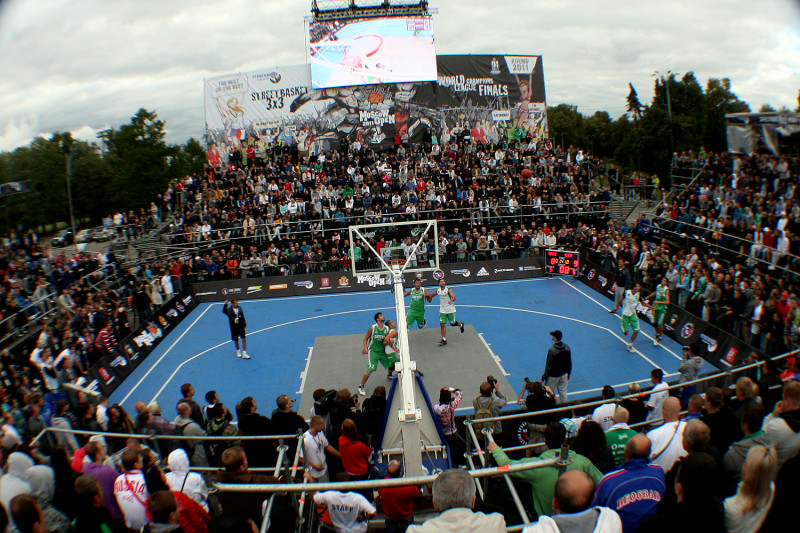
297 346 314 395
460 304 665 370
478 332 510 376
120 303 213 404
557 277 683 362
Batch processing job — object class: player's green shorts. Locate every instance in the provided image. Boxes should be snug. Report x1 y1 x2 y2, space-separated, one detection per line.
621 314 640 334
368 350 398 372
653 306 667 326
407 310 426 328
439 312 457 325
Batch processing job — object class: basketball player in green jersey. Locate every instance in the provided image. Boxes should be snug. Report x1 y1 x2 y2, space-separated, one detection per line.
647 277 670 346
358 312 395 395
404 278 433 328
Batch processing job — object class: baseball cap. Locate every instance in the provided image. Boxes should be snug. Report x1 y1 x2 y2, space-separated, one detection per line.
549 330 563 341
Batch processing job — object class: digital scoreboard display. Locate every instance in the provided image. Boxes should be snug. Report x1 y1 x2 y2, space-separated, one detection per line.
545 249 579 276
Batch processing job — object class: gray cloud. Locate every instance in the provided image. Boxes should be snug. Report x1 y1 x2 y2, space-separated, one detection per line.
0 0 797 151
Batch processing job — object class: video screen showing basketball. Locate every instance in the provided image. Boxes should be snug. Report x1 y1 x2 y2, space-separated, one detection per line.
309 16 437 89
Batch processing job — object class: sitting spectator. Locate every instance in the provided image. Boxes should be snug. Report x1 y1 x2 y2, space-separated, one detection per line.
526 470 622 533
83 440 124 521
646 397 687 472
339 419 372 482
591 385 617 431
113 448 150 531
762 380 800 463
143 465 211 533
701 386 742 455
723 403 773 486
619 383 647 426
0 452 34 532
9 494 46 533
406 469 505 532
26 465 71 533
572 420 616 474
605 407 636 468
140 491 184 533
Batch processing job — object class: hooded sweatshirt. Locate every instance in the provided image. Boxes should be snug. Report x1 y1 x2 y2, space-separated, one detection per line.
26 465 72 533
0 452 34 533
165 449 209 511
677 356 703 384
523 507 623 533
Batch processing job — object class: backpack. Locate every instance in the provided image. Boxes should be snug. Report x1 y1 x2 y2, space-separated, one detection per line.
176 423 197 457
473 396 494 434
206 418 241 466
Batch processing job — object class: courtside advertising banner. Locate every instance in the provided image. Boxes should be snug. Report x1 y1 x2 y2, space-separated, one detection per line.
435 55 548 143
309 16 437 89
191 257 545 303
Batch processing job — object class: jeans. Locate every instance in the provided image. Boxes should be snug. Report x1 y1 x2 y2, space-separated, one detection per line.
546 375 569 403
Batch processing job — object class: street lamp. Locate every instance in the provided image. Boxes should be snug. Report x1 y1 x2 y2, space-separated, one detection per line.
60 133 78 253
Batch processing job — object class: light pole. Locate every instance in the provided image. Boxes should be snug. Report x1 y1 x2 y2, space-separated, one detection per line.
653 70 675 159
60 134 78 254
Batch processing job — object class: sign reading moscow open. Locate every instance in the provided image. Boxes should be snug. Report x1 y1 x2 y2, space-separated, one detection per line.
545 249 579 276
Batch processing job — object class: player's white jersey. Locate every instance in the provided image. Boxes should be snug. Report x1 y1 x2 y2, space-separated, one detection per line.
438 287 455 314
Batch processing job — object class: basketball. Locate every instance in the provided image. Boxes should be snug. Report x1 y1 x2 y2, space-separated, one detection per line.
521 168 532 179
368 92 384 104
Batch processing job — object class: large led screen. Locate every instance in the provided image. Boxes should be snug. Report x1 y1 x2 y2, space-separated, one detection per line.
309 16 437 89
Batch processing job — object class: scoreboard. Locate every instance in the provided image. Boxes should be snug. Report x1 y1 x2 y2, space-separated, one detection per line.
545 249 579 276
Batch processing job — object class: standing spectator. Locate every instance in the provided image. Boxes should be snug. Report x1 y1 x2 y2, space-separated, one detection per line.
723 403 774 486
178 383 204 427
26 465 71 533
214 447 281 524
677 345 703 408
339 420 372 482
701 387 742 455
542 330 571 403
377 461 421 533
591 385 617 431
270 394 309 457
165 449 209 513
313 473 377 533
473 380 507 437
406 469 505 533
593 433 666 533
488 423 603 517
434 387 464 465
72 474 131 533
83 441 124 521
173 403 209 467
646 398 687 472
518 380 556 457
301 415 340 483
9 494 46 533
0 452 34 533
527 470 623 533
724 445 778 533
644 369 669 427
113 448 150 531
619 383 648 426
762 380 800 461
237 396 275 467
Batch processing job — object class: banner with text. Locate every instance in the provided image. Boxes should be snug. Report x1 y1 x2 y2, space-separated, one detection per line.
191 257 545 303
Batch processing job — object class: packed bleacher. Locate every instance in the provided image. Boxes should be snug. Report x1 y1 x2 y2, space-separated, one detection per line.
1 135 799 532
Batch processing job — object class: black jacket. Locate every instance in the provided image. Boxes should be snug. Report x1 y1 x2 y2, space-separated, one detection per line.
222 302 246 330
544 342 572 379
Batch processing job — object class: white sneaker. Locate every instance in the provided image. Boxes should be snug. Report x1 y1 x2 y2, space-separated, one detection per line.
627 344 635 352
358 386 366 396
236 350 242 358
241 352 251 359
653 338 660 346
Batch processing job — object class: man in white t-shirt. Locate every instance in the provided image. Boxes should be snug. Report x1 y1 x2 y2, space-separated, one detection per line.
113 448 150 530
301 415 340 482
313 476 377 533
646 397 687 472
645 368 669 426
591 385 617 432
618 283 650 353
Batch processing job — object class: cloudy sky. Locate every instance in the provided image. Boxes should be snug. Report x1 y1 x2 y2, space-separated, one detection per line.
0 0 798 152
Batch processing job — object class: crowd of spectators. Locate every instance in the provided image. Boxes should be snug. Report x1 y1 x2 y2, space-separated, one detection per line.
2 131 800 532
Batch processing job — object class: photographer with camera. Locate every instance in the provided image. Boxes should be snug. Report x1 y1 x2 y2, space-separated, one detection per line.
473 376 507 438
518 378 557 457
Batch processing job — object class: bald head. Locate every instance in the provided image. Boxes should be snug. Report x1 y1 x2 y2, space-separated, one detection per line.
624 433 652 461
682 419 711 453
387 461 402 478
553 470 596 515
613 407 630 425
662 397 681 422
176 402 191 418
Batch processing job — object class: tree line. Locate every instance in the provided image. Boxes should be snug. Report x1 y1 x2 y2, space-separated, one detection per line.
547 73 800 183
0 109 205 233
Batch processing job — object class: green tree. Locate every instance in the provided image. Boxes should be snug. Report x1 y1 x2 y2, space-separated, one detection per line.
170 138 207 178
759 104 777 113
584 111 615 158
546 104 586 150
626 83 645 119
99 108 175 210
703 78 749 152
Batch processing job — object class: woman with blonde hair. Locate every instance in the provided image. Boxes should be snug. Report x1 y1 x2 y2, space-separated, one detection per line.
724 445 778 533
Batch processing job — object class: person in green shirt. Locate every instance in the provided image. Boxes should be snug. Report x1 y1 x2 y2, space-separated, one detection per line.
487 422 603 517
404 278 433 329
605 407 637 468
358 313 396 396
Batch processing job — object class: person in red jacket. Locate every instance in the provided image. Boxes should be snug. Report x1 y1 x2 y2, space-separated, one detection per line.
339 419 372 480
143 462 211 533
377 460 421 533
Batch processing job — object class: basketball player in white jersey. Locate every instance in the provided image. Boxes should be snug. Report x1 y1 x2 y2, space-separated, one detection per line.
435 278 464 346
